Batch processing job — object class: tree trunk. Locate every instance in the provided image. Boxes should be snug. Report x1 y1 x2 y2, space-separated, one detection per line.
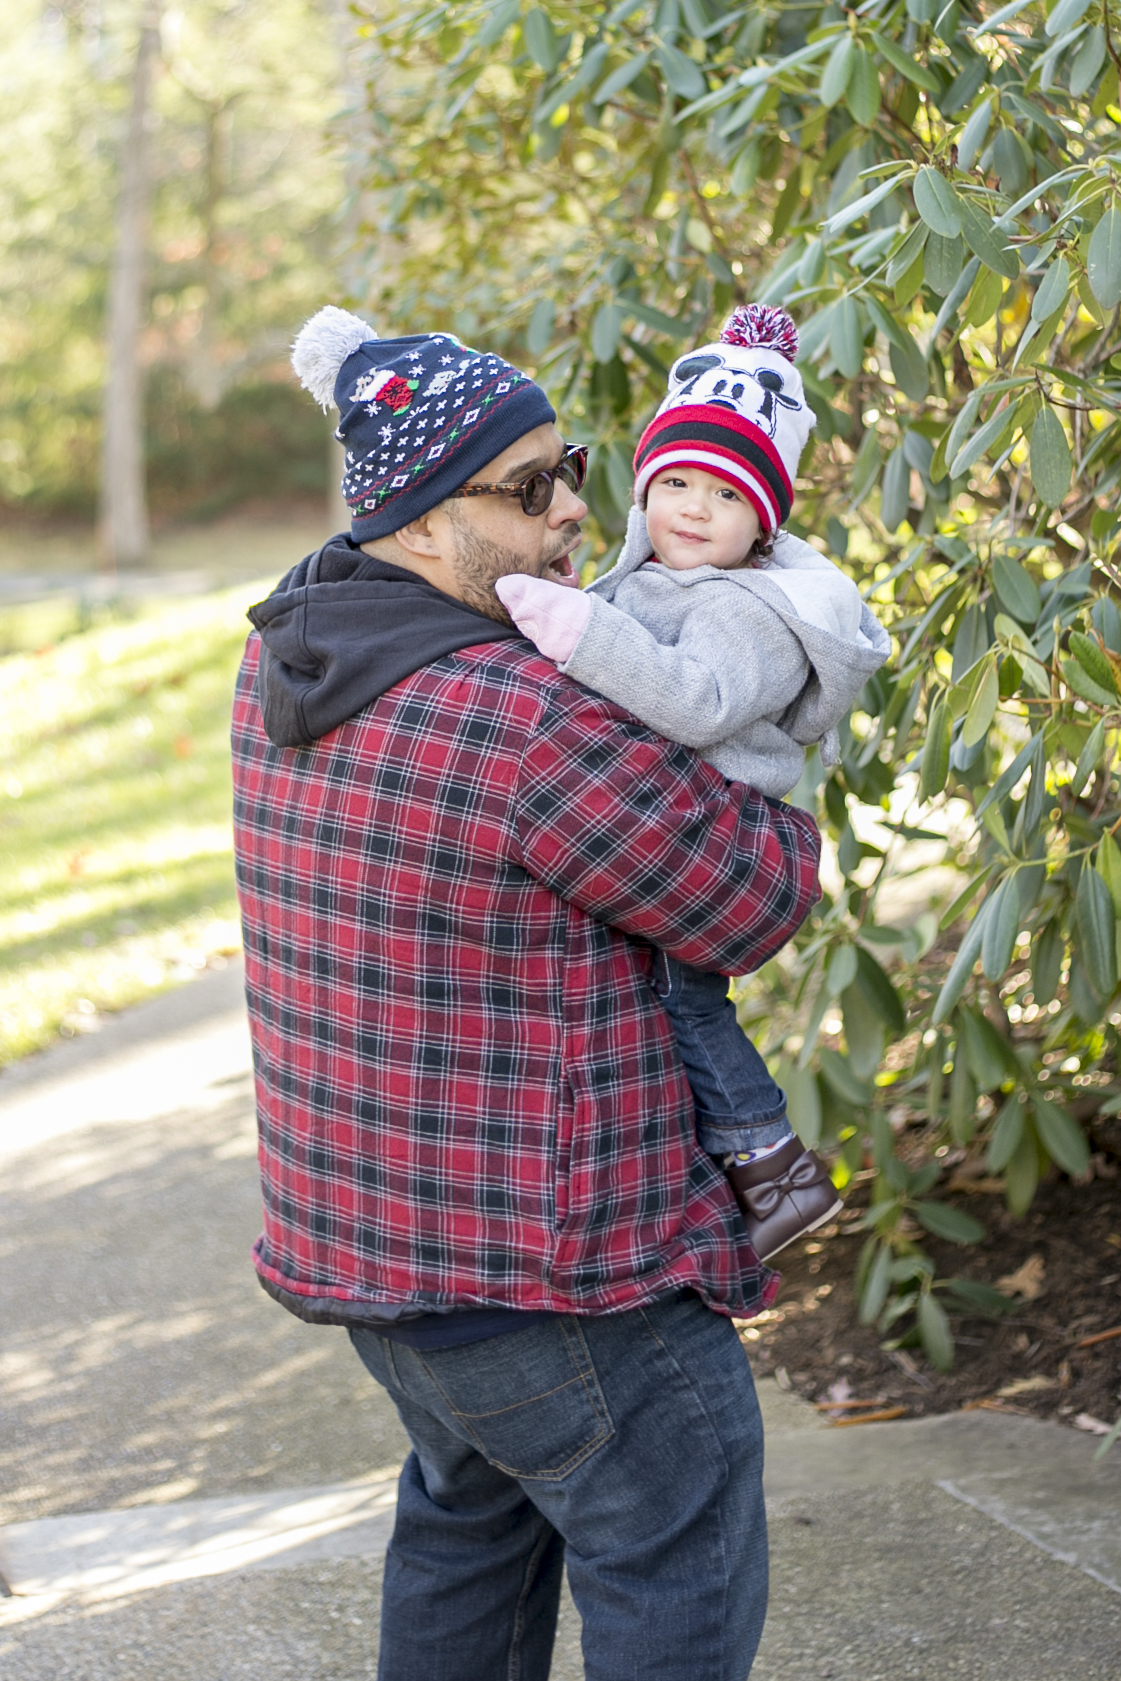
98 4 161 573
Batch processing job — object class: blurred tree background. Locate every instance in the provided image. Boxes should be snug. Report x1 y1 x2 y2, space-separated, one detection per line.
348 0 1121 1374
0 0 345 535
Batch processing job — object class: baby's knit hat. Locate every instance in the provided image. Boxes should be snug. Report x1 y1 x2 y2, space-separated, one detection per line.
632 305 815 535
292 306 556 541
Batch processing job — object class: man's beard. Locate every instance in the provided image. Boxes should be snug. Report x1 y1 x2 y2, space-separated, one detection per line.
446 507 582 626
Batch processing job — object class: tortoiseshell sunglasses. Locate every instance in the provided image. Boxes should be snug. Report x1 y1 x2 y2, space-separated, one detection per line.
449 444 588 517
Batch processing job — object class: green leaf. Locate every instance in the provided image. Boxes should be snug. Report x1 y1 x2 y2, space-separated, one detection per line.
846 46 881 127
920 694 952 799
987 1093 1025 1172
950 403 1015 479
524 7 560 72
1076 861 1117 999
851 428 881 502
831 296 865 380
889 334 930 402
913 166 963 238
1072 716 1106 798
820 34 855 108
1098 831 1121 916
819 1046 873 1106
860 1243 892 1323
1029 406 1071 508
918 1291 955 1371
886 222 928 287
842 980 885 1079
1062 659 1116 709
962 656 998 747
870 30 941 92
1032 1097 1091 1178
855 945 907 1033
944 1278 1017 1317
1005 1122 1040 1215
1031 920 1064 1008
1046 0 1092 38
924 231 965 298
780 1061 823 1149
1031 256 1070 324
958 98 992 173
958 197 1020 280
1088 205 1121 313
826 941 859 997
962 264 1005 329
594 50 652 103
1069 26 1106 97
1070 631 1118 695
933 897 992 1024
591 303 623 363
526 298 555 356
991 553 1041 624
822 172 909 236
980 874 1020 980
624 298 693 339
944 388 985 469
655 43 708 101
958 1004 1014 1090
914 1201 985 1244
948 1055 978 1142
880 444 910 532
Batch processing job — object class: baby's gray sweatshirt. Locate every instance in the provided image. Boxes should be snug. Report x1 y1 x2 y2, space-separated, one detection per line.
560 507 891 798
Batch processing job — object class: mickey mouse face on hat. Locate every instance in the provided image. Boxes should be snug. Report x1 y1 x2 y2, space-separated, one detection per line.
661 346 806 439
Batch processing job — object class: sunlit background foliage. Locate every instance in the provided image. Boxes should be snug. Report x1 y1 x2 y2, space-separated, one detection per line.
349 0 1121 1367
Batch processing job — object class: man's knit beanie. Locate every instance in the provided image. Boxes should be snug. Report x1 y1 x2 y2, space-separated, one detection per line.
632 304 815 535
291 307 556 542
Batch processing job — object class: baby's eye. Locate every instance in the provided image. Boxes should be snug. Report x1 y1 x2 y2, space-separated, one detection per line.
717 487 741 501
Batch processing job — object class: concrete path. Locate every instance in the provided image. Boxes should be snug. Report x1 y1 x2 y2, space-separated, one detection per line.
1 965 1119 1678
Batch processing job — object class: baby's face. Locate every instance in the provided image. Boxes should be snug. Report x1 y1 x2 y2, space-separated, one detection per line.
644 467 762 572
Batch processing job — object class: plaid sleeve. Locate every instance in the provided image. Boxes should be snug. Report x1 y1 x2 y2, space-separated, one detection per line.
513 680 821 975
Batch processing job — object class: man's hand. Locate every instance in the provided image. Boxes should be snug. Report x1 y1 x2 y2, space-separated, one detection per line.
495 573 592 665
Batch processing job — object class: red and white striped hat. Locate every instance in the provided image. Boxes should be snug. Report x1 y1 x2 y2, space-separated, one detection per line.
632 305 815 535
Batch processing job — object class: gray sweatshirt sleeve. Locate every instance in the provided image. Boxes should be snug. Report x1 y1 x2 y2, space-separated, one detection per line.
560 579 811 751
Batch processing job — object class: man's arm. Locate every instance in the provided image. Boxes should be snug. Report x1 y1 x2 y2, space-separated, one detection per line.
513 679 820 975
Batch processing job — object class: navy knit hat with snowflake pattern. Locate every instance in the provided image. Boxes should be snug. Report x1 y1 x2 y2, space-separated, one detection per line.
291 306 556 542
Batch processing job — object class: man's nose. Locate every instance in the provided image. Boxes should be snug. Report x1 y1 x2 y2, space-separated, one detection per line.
549 478 587 525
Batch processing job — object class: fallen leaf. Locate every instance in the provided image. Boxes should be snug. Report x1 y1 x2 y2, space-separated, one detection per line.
996 1253 1045 1300
997 1375 1057 1397
774 1366 792 1391
1073 1413 1113 1435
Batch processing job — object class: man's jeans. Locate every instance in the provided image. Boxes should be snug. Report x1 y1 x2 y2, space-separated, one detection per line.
351 1291 768 1681
653 954 791 1156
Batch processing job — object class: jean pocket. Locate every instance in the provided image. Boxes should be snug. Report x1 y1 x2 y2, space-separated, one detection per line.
421 1318 614 1481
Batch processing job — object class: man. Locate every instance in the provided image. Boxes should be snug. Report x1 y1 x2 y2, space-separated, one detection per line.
232 307 821 1681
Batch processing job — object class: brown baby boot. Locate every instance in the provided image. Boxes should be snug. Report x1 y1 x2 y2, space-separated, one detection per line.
725 1137 842 1261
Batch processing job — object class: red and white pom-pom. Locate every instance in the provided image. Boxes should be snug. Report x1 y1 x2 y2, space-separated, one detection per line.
719 304 799 363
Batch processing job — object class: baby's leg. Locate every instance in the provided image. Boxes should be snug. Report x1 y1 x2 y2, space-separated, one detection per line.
653 954 840 1260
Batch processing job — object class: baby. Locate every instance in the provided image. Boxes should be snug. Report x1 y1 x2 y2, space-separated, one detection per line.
496 304 890 1260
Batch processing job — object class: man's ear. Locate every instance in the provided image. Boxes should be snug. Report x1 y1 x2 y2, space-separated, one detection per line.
390 512 443 561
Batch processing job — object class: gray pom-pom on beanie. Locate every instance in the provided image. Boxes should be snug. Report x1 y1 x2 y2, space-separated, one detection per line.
291 306 378 411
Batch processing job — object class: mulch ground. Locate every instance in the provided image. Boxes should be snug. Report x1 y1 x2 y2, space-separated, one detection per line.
742 1113 1121 1435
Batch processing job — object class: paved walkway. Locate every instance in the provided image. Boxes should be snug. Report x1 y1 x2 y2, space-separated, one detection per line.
1 965 1119 1678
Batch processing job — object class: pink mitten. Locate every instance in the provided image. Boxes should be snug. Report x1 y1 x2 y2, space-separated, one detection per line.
495 573 592 664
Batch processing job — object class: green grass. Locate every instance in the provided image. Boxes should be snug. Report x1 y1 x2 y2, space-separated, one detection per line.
0 581 273 1063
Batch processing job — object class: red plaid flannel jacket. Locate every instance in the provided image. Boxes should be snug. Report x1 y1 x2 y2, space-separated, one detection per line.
232 634 820 1322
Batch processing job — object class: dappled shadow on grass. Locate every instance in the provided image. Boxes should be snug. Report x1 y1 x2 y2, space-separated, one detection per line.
0 852 238 974
0 1095 409 1527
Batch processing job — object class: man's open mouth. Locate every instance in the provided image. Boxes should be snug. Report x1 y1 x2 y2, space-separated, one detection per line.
544 546 580 588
